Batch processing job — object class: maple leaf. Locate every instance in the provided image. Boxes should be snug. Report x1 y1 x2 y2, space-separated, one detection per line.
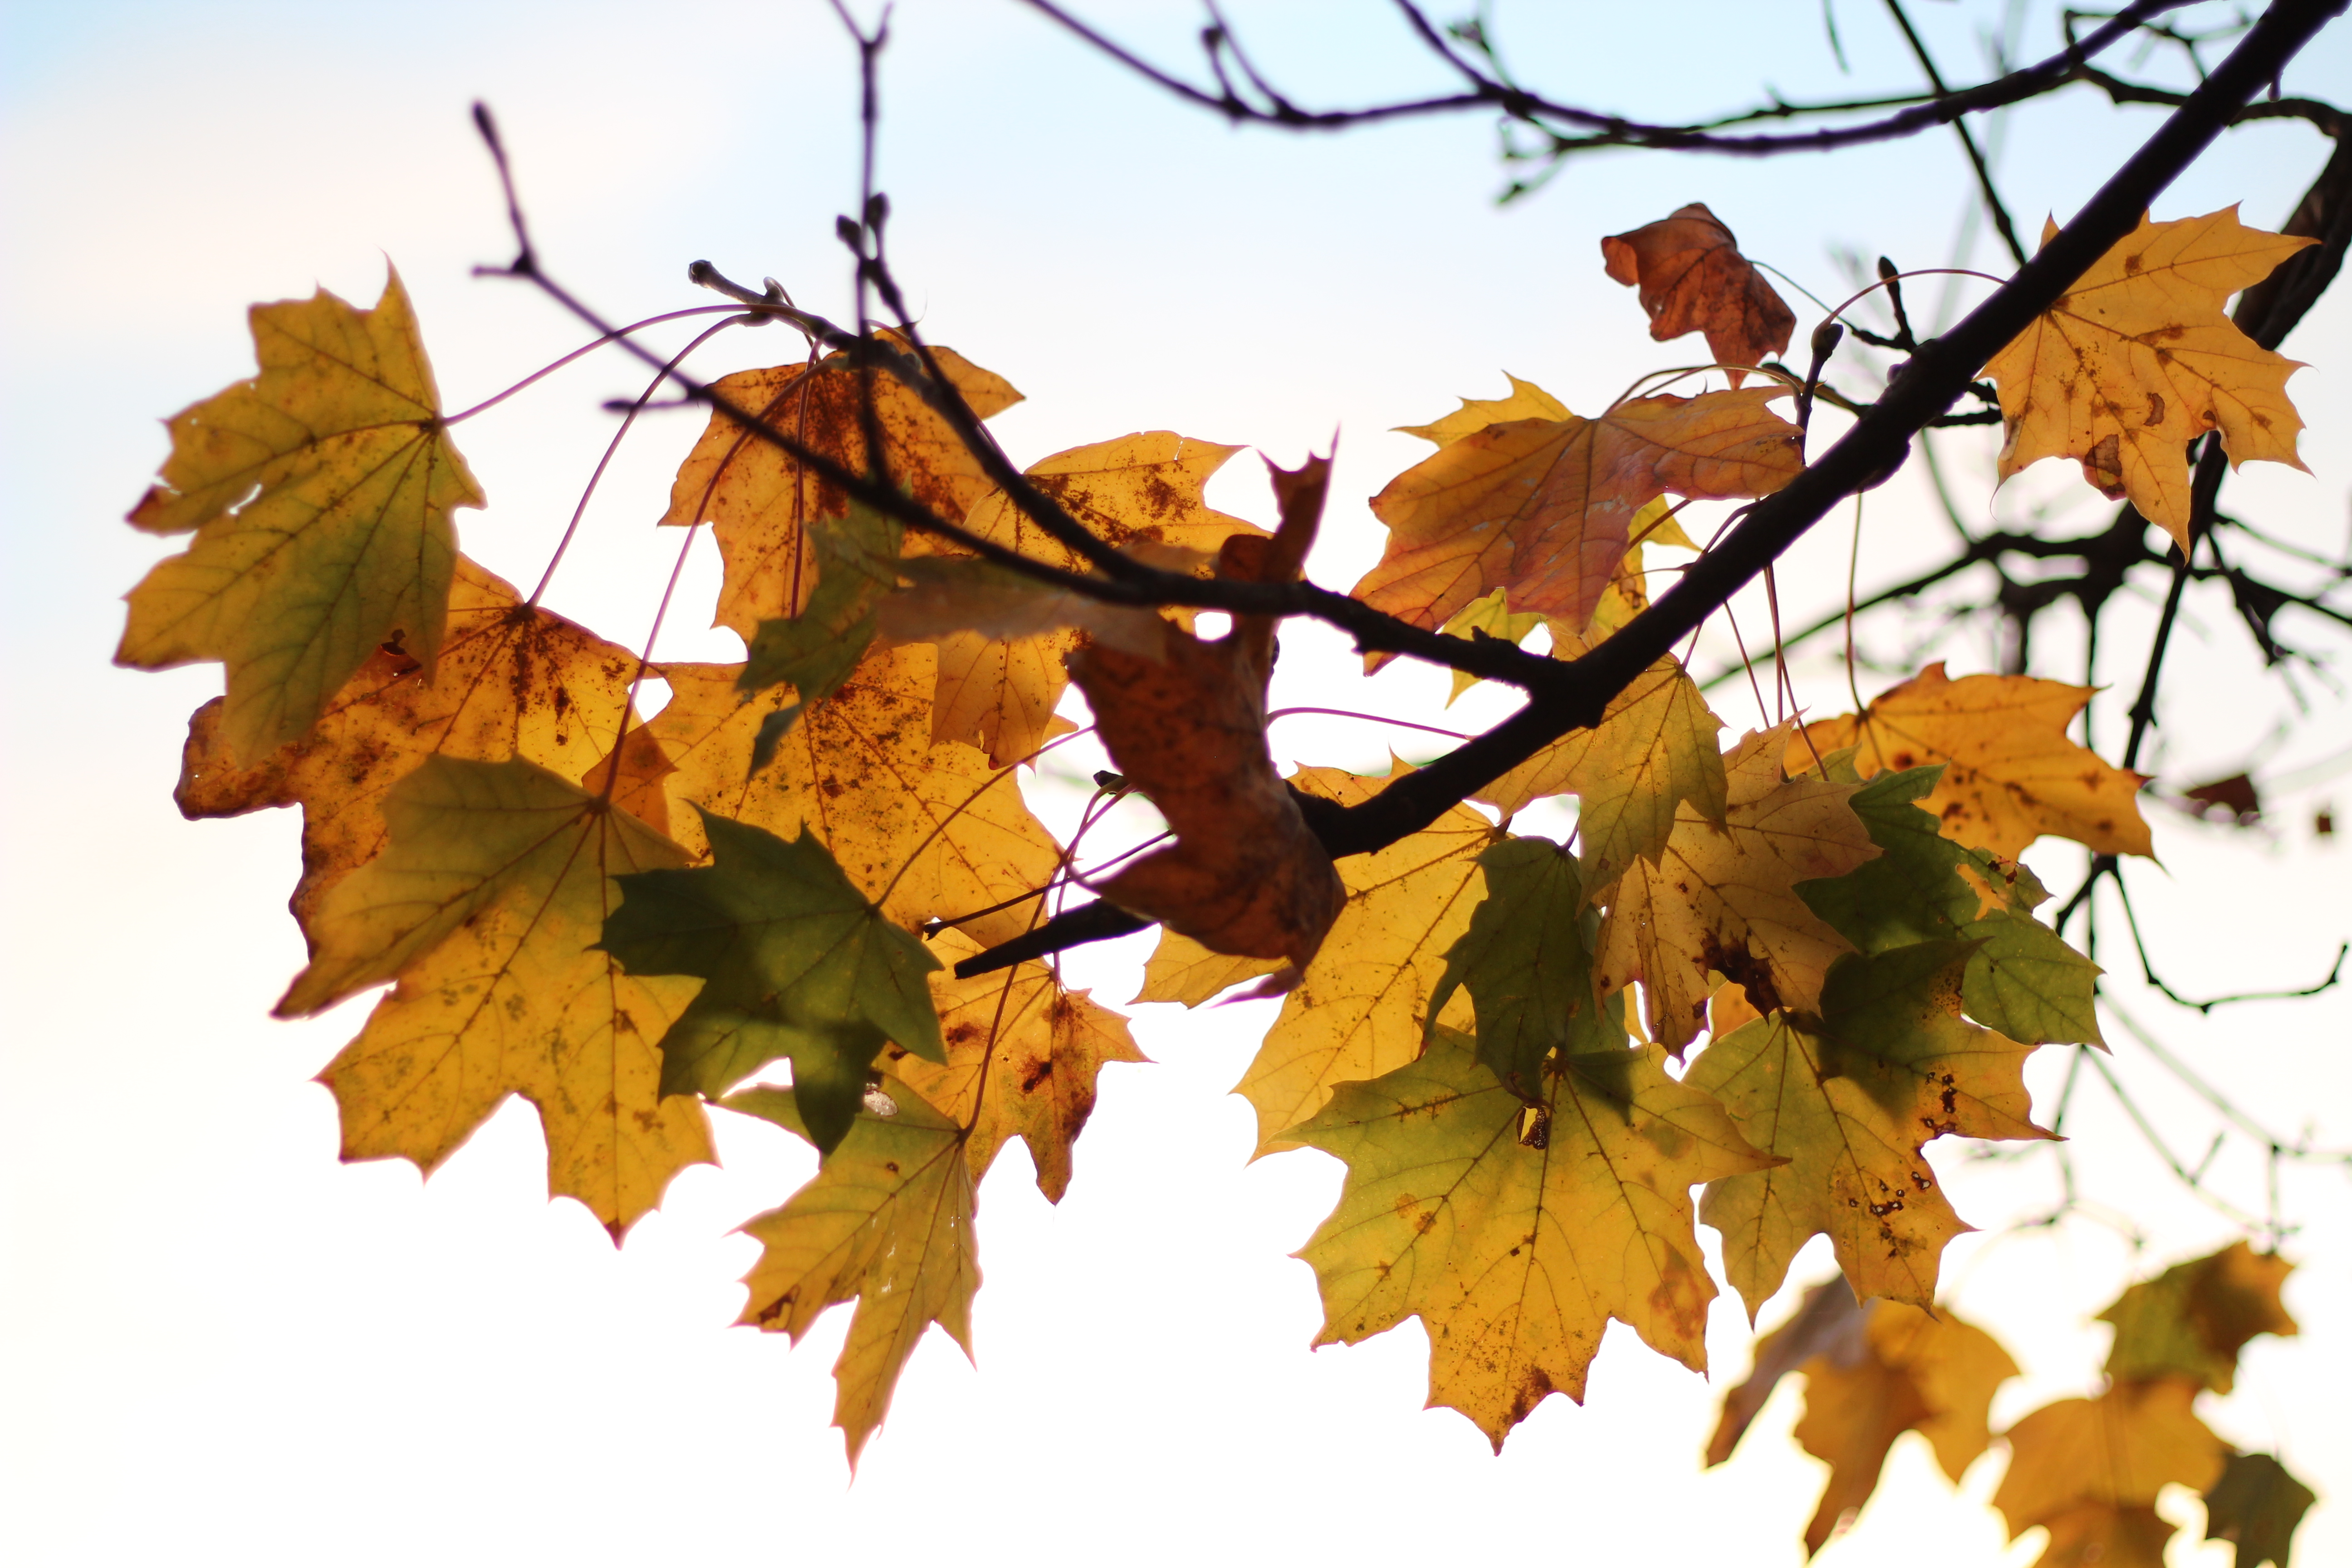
1291 1027 1777 1450
599 809 945 1155
649 653 1062 951
1687 941 2052 1313
1067 456 1344 973
1354 381 1802 636
2203 1451 2318 1568
173 555 649 938
1426 837 1620 1092
275 757 712 1237
1785 1298 2019 1554
1708 1277 1870 1465
1795 663 2153 858
659 339 1022 638
1395 373 1573 446
118 270 486 762
1992 1380 2227 1563
1798 766 2103 1046
1232 760 1499 1152
1131 929 1287 1007
2098 1240 2297 1394
1435 589 1545 704
1595 724 1878 1053
1601 202 1797 382
1474 655 1728 886
884 929 1145 1201
1985 208 2317 549
725 1078 978 1465
901 432 1268 767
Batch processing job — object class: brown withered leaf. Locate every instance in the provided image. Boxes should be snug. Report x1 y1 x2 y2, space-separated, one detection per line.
649 651 1061 950
1596 724 1878 1054
657 338 1021 638
1231 759 1499 1152
1355 384 1801 637
1986 209 2316 549
902 432 1267 767
885 928 1146 1203
1794 663 2153 858
175 555 651 941
1602 203 1797 382
1067 456 1344 975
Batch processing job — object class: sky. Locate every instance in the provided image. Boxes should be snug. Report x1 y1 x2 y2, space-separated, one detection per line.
3 2 2349 1564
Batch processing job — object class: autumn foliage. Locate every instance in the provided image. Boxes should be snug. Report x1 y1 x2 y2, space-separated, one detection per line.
117 16 2339 1557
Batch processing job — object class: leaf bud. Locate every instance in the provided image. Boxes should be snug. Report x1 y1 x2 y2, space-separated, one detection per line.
1809 318 1846 366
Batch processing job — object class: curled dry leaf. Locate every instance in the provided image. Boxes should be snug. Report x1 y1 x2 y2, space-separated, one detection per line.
1794 663 2153 859
118 270 485 762
1985 208 2316 549
1601 202 1797 383
657 338 1022 638
174 555 653 941
1292 1028 1777 1451
1067 454 1344 975
1355 381 1802 637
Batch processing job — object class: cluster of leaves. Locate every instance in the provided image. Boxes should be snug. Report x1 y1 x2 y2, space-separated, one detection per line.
121 161 2318 1560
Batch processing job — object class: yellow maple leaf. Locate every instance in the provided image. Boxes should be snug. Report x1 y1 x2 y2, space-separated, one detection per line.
1395 373 1573 447
903 432 1268 767
1986 208 2317 549
886 929 1146 1202
1475 655 1728 887
2098 1240 2298 1393
174 555 650 937
649 652 1062 949
725 1078 977 1465
276 757 713 1238
1993 1380 2227 1548
1595 724 1877 1053
1794 663 2153 858
1787 1298 2019 1554
1688 941 2051 1313
1231 760 1499 1152
118 270 485 762
1293 1029 1777 1449
657 341 1021 638
1131 929 1287 1007
1354 383 1801 636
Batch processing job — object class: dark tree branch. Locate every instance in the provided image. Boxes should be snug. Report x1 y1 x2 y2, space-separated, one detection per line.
963 0 2348 977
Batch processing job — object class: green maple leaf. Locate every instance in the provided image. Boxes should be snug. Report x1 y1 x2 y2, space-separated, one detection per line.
1426 836 1621 1092
2204 1452 2318 1568
117 270 485 762
738 503 902 769
1290 1027 1775 1449
725 1078 977 1465
1688 940 2052 1314
1798 766 2102 1046
602 808 943 1153
2100 1240 2298 1394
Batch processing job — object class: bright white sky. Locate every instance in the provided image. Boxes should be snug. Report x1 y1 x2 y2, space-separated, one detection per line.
4 3 2349 1565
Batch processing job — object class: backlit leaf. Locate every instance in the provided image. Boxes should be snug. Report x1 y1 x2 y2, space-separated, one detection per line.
1355 382 1801 636
658 339 1021 638
1426 837 1617 1093
726 1078 978 1466
1985 208 2317 549
1795 663 2153 858
2099 1240 2298 1394
276 757 712 1238
2204 1451 2318 1568
1291 1028 1776 1449
1992 1380 2226 1553
1601 202 1797 382
1687 941 2051 1313
118 270 485 761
